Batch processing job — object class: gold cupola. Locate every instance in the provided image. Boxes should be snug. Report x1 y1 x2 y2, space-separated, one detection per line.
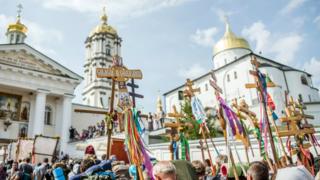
6 4 28 44
213 21 250 56
89 7 117 37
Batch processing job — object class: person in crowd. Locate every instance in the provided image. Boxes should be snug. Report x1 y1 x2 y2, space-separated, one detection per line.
8 161 19 180
19 157 33 178
0 162 7 180
153 161 177 180
191 160 206 180
296 150 315 175
275 165 314 180
204 159 212 176
33 158 50 180
148 113 153 131
279 155 292 168
214 154 227 176
246 161 269 180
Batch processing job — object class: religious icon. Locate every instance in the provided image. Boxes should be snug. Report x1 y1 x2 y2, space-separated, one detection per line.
0 92 22 121
18 123 28 138
20 102 30 121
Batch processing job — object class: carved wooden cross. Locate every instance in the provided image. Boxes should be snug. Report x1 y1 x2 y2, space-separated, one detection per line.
278 97 315 137
164 105 186 160
245 55 279 167
183 78 201 99
96 55 143 159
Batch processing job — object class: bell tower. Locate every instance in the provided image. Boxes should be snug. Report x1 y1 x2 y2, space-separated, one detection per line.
82 7 122 108
6 4 28 44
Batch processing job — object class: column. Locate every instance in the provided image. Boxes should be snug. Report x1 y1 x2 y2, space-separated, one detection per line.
32 89 49 136
59 94 74 153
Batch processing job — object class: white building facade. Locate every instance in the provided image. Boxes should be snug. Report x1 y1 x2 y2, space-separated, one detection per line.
0 13 83 153
164 22 320 125
82 9 122 109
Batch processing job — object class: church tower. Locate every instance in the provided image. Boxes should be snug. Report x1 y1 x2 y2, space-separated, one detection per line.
6 4 28 44
82 8 122 108
212 20 251 69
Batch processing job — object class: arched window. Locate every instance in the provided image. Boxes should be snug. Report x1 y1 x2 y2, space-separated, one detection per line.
16 34 20 43
106 44 111 55
227 74 230 82
44 106 52 125
301 75 308 85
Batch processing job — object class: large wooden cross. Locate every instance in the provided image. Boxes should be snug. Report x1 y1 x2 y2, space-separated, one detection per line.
245 56 279 167
127 79 144 108
279 97 315 149
96 55 143 159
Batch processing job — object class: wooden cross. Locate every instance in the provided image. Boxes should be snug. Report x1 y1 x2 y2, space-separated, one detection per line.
184 78 201 99
96 55 143 159
209 71 239 180
164 105 186 160
232 99 254 163
245 55 279 167
127 78 144 108
279 97 315 151
278 97 315 137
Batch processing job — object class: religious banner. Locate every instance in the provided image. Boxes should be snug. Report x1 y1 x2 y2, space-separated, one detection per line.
16 139 33 161
33 135 59 164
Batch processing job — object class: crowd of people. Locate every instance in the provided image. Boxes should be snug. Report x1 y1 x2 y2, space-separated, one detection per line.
69 120 106 141
68 112 167 142
0 145 319 180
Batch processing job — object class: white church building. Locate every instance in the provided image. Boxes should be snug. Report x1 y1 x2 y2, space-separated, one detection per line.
0 8 110 154
163 22 320 125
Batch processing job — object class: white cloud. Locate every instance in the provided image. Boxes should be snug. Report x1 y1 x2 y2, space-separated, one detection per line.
242 21 303 64
303 57 320 87
313 15 320 29
190 27 218 47
242 21 270 52
271 34 303 63
0 14 63 56
35 0 194 20
280 0 307 15
178 63 207 79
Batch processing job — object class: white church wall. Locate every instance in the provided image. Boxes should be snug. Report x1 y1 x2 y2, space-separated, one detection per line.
305 104 320 125
285 71 319 103
71 104 106 134
213 49 251 69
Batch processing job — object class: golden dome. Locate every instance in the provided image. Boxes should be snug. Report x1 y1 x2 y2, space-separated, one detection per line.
7 20 28 34
89 8 117 37
213 22 250 55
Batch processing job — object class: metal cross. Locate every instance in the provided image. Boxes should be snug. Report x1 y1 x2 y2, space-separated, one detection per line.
17 4 23 19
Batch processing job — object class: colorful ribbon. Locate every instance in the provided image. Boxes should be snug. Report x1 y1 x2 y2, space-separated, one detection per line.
180 132 190 161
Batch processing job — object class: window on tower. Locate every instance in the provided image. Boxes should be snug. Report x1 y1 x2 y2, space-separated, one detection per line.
301 75 308 86
227 74 230 82
106 44 111 55
10 34 14 44
234 71 237 79
16 34 20 43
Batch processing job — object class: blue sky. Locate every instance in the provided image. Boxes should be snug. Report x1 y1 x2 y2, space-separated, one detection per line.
0 0 319 112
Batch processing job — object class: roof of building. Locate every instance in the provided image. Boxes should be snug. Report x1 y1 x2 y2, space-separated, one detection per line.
213 22 251 56
89 7 117 37
0 43 83 81
163 52 313 96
